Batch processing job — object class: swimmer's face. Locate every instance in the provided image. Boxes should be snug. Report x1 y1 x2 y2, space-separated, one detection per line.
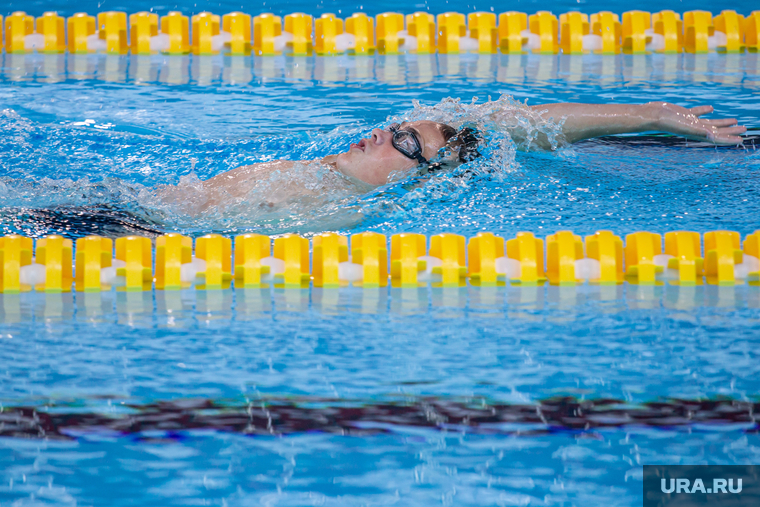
335 120 448 185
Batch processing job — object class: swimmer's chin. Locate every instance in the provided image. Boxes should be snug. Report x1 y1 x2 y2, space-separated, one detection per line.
335 168 379 190
322 153 377 188
329 154 414 187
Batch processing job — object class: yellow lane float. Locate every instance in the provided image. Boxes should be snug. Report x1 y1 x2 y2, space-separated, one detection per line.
2 9 758 56
2 229 760 292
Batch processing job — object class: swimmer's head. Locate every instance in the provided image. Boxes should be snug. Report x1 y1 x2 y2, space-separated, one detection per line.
418 125 483 175
335 120 459 185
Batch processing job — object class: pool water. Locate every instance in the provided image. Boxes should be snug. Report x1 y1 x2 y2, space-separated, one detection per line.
1 9 760 506
2 52 758 238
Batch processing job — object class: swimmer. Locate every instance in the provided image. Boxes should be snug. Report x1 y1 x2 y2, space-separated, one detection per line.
162 100 746 210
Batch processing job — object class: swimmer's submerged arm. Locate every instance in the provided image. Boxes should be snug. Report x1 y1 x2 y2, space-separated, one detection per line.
202 160 295 193
528 102 746 147
187 160 296 210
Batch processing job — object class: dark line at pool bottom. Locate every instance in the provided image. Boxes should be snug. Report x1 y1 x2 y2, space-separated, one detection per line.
2 398 757 441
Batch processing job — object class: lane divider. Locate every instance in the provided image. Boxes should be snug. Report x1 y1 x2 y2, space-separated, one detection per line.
2 9 758 55
2 230 760 293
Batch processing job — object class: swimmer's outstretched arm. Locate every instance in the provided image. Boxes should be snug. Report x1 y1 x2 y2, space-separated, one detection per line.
529 102 746 147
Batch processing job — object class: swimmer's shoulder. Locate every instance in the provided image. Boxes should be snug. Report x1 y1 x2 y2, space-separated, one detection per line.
242 159 296 172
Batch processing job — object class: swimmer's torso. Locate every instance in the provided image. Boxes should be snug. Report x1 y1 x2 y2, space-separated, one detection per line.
157 158 369 217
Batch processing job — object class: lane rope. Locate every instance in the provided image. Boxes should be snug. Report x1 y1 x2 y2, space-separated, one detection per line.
1 230 758 292
2 9 757 56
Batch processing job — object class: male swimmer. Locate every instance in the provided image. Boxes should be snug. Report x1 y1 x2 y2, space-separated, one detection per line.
164 100 746 211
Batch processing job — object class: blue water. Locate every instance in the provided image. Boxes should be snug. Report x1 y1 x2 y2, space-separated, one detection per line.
1 52 758 238
8 0 747 20
2 5 760 504
2 286 760 505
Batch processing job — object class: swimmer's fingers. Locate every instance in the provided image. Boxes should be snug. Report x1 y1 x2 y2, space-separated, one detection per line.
689 105 714 117
714 125 747 137
711 135 745 146
707 125 747 145
703 118 739 128
655 104 745 145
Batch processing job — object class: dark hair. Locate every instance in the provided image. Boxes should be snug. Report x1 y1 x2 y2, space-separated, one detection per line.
422 123 482 174
450 126 483 163
440 124 457 144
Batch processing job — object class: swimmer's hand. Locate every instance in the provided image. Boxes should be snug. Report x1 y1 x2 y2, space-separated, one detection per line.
647 102 746 145
528 102 746 148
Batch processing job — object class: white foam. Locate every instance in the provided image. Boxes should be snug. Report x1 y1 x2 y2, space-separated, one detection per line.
646 33 665 52
86 33 108 52
97 258 127 285
260 256 285 282
418 256 442 274
150 33 171 52
19 263 46 286
24 34 46 51
582 34 603 52
521 30 541 51
735 254 760 279
417 255 443 282
653 254 675 267
459 36 479 52
211 31 232 52
574 258 601 280
495 256 521 279
338 261 363 282
397 31 417 52
335 33 356 52
100 266 117 285
708 31 726 51
180 257 207 283
71 119 97 127
274 32 294 52
652 253 677 279
111 259 127 287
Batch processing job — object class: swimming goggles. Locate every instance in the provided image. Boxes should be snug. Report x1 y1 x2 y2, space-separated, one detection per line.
388 123 428 165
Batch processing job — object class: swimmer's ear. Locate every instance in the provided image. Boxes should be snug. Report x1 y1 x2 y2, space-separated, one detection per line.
419 127 483 175
418 125 483 176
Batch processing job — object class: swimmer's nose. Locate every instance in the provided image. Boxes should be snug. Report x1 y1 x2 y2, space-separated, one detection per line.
371 128 387 144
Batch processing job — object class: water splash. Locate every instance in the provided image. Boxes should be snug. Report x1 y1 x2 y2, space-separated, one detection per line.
156 161 373 235
0 96 565 238
358 95 566 223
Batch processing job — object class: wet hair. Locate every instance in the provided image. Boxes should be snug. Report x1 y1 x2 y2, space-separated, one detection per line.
440 124 457 144
448 125 483 163
422 123 483 174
